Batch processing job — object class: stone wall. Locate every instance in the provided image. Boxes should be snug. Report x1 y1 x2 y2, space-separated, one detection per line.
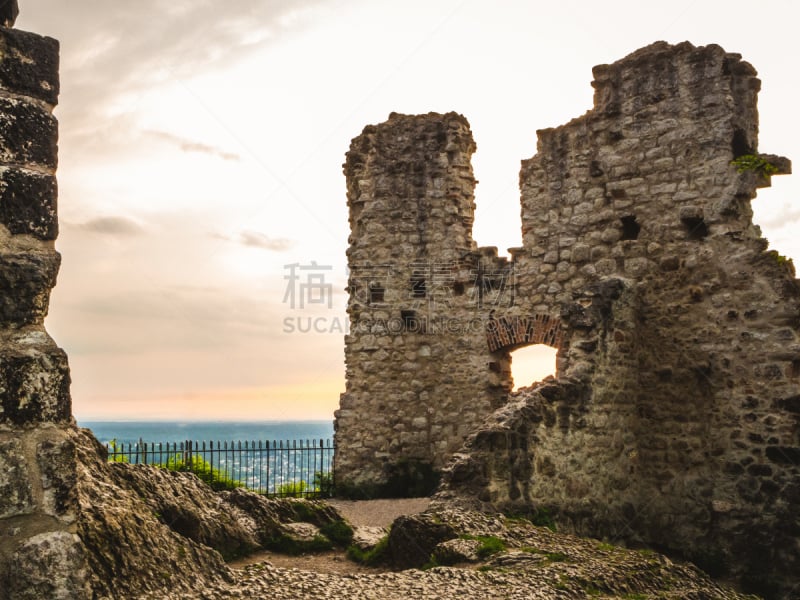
0 27 91 599
336 42 799 596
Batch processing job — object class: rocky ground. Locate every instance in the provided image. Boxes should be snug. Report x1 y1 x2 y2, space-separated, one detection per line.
150 507 759 599
71 427 763 600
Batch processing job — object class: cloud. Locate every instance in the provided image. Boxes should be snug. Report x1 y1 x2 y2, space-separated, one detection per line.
70 216 144 236
756 204 800 230
145 130 240 161
19 0 332 147
239 230 294 251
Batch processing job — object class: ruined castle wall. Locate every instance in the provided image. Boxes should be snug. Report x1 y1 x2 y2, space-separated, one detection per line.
335 113 515 491
443 42 799 595
0 28 91 599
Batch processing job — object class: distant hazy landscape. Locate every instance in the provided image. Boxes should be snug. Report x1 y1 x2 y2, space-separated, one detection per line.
81 420 335 446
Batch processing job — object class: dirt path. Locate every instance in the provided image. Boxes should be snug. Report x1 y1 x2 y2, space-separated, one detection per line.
229 497 430 574
326 497 430 527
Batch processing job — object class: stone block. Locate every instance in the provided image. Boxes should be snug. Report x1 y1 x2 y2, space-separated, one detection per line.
5 531 91 600
0 347 71 425
0 167 58 240
0 97 58 169
37 436 77 520
0 28 60 105
0 438 34 518
0 250 60 326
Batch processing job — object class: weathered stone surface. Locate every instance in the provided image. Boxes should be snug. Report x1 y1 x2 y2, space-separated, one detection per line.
0 167 57 239
0 346 71 424
69 427 356 598
386 513 456 569
0 24 81 600
0 28 59 106
72 427 241 598
0 438 33 518
0 97 57 169
335 112 518 491
432 537 481 564
37 434 76 520
4 531 91 600
339 41 799 598
351 525 386 550
0 251 60 326
282 521 320 542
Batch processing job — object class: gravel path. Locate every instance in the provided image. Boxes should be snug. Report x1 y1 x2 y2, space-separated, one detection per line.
229 498 430 574
326 497 430 527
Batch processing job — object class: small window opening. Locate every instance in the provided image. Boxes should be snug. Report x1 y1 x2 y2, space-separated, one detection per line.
453 281 465 296
401 309 418 331
732 128 751 159
620 215 640 240
510 344 558 391
411 273 426 298
682 216 709 240
369 283 385 303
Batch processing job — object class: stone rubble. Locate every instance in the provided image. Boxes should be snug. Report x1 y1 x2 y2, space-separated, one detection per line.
135 503 758 600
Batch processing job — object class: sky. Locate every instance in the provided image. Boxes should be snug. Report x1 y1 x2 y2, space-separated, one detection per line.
16 0 800 421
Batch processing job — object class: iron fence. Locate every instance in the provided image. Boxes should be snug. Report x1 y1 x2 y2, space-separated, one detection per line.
106 438 335 498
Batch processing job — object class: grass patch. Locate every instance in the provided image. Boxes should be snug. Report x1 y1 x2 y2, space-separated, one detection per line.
319 520 354 547
595 542 616 551
542 551 568 562
504 507 557 532
346 533 390 566
520 547 570 563
421 554 440 570
459 535 507 559
265 533 333 555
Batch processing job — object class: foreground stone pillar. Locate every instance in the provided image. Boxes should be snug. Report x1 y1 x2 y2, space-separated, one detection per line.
0 26 91 599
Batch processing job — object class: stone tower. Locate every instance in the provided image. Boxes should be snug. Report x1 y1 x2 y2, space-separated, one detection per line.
334 112 518 493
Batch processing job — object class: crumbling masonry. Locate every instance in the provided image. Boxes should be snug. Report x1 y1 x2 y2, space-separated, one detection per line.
335 41 799 593
0 27 92 598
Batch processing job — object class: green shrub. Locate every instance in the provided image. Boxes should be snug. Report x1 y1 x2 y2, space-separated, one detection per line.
108 440 129 463
276 479 308 497
276 473 335 499
730 154 778 176
163 454 242 491
313 471 335 497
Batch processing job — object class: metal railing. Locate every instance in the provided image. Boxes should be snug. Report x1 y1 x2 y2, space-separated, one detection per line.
106 438 335 498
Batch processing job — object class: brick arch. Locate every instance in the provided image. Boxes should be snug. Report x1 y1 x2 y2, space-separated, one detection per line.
486 314 563 353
